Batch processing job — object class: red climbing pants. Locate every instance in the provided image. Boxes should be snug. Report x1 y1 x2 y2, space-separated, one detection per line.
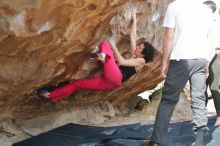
50 41 122 102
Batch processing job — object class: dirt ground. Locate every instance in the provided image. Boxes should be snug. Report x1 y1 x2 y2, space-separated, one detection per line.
96 92 216 127
0 91 216 146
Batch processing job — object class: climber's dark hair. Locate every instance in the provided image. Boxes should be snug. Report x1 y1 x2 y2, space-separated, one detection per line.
203 0 216 13
141 41 157 63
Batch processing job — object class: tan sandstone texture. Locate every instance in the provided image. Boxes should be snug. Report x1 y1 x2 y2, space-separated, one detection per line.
0 0 174 145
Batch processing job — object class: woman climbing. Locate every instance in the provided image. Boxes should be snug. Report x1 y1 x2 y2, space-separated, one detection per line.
37 11 157 102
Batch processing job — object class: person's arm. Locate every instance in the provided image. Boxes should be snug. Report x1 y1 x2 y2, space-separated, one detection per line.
161 27 174 78
130 11 137 57
109 40 145 67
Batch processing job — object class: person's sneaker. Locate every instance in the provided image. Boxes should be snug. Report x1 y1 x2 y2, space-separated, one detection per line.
37 89 50 100
95 52 106 64
142 141 159 146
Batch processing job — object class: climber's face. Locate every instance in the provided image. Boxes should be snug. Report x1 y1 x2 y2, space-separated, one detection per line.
135 43 144 58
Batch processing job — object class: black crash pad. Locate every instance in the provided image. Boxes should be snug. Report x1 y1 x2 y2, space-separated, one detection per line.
13 116 220 146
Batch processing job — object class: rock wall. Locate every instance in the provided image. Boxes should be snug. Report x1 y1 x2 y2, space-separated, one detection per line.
0 0 172 120
0 0 176 145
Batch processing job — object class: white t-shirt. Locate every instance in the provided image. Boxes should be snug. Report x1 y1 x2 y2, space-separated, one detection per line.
163 0 214 60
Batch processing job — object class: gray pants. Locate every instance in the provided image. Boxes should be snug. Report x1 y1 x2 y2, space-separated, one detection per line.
207 53 220 116
151 59 208 144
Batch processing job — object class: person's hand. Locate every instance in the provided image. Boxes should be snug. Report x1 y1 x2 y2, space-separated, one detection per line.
131 10 136 22
161 62 169 79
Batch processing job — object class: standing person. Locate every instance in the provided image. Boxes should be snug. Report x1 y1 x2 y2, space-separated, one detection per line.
207 48 220 126
142 0 216 146
37 11 157 102
206 8 220 126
